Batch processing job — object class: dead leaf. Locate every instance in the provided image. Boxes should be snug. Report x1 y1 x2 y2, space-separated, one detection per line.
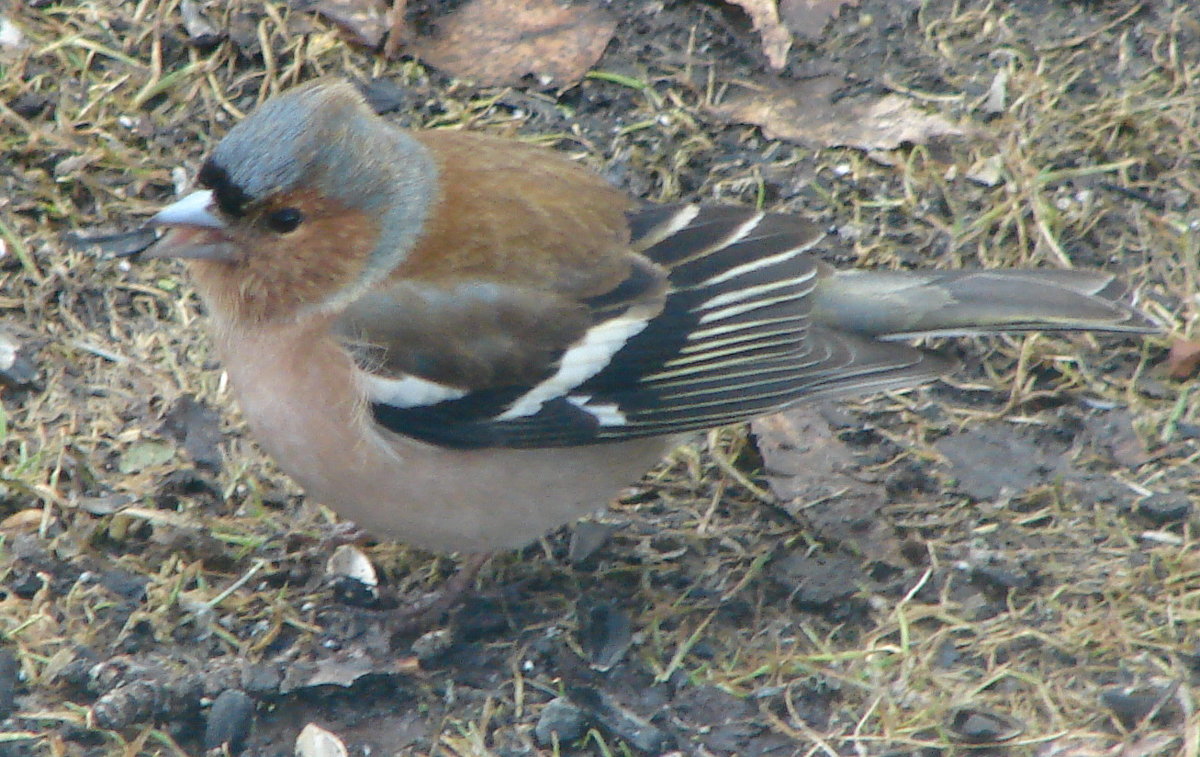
710 74 966 150
1165 337 1200 380
179 0 221 47
966 154 1005 186
314 0 390 49
407 0 615 88
769 550 867 607
1079 409 1150 469
780 0 859 40
934 424 1064 500
117 440 175 474
0 509 47 533
724 0 792 70
160 395 223 469
280 651 419 692
752 406 907 566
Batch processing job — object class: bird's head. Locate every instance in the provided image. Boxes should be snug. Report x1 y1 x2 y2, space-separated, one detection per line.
146 79 437 322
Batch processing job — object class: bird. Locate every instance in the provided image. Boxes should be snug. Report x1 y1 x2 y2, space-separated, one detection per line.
139 78 1155 622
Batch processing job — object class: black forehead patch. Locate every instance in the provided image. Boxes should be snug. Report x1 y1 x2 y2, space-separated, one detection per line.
197 159 252 218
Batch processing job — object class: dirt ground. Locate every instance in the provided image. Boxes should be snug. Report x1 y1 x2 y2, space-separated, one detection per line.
1 0 1198 755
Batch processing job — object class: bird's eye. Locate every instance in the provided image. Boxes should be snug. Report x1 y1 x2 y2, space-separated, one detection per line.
266 207 303 234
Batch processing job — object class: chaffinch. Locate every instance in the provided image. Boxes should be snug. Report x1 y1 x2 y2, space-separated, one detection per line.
143 78 1154 561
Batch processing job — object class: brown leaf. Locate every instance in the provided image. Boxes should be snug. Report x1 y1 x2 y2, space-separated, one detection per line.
724 0 792 70
780 0 859 40
752 406 907 566
1165 337 1200 380
314 0 390 49
0 509 47 533
1079 409 1151 469
408 0 615 88
710 74 967 150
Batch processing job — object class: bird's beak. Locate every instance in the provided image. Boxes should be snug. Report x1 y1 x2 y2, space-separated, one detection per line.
141 190 237 261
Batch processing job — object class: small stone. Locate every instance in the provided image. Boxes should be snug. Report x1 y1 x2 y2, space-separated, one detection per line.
946 706 1023 744
567 686 674 753
0 330 36 387
204 689 255 754
568 520 616 564
970 563 1034 595
534 697 589 747
1136 493 1191 525
0 648 19 719
577 601 632 671
1101 684 1180 729
411 629 453 666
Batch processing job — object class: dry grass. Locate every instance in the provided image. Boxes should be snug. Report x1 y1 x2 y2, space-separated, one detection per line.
1 0 1197 755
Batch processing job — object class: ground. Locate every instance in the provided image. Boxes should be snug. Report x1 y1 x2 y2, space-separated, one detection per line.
1 0 1197 755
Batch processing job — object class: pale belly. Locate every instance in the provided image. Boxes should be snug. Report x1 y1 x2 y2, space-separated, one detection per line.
215 319 672 553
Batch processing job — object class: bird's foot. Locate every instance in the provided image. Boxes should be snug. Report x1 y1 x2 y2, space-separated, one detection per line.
381 552 492 640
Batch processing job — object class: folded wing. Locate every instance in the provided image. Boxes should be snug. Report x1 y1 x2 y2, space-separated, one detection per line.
349 204 1154 449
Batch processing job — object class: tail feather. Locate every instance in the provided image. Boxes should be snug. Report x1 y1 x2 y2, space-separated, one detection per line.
811 268 1157 340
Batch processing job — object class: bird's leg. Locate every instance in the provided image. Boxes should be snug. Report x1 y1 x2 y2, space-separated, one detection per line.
386 551 491 638
384 0 408 59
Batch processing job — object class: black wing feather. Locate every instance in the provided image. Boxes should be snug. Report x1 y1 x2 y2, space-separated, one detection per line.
371 204 944 448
